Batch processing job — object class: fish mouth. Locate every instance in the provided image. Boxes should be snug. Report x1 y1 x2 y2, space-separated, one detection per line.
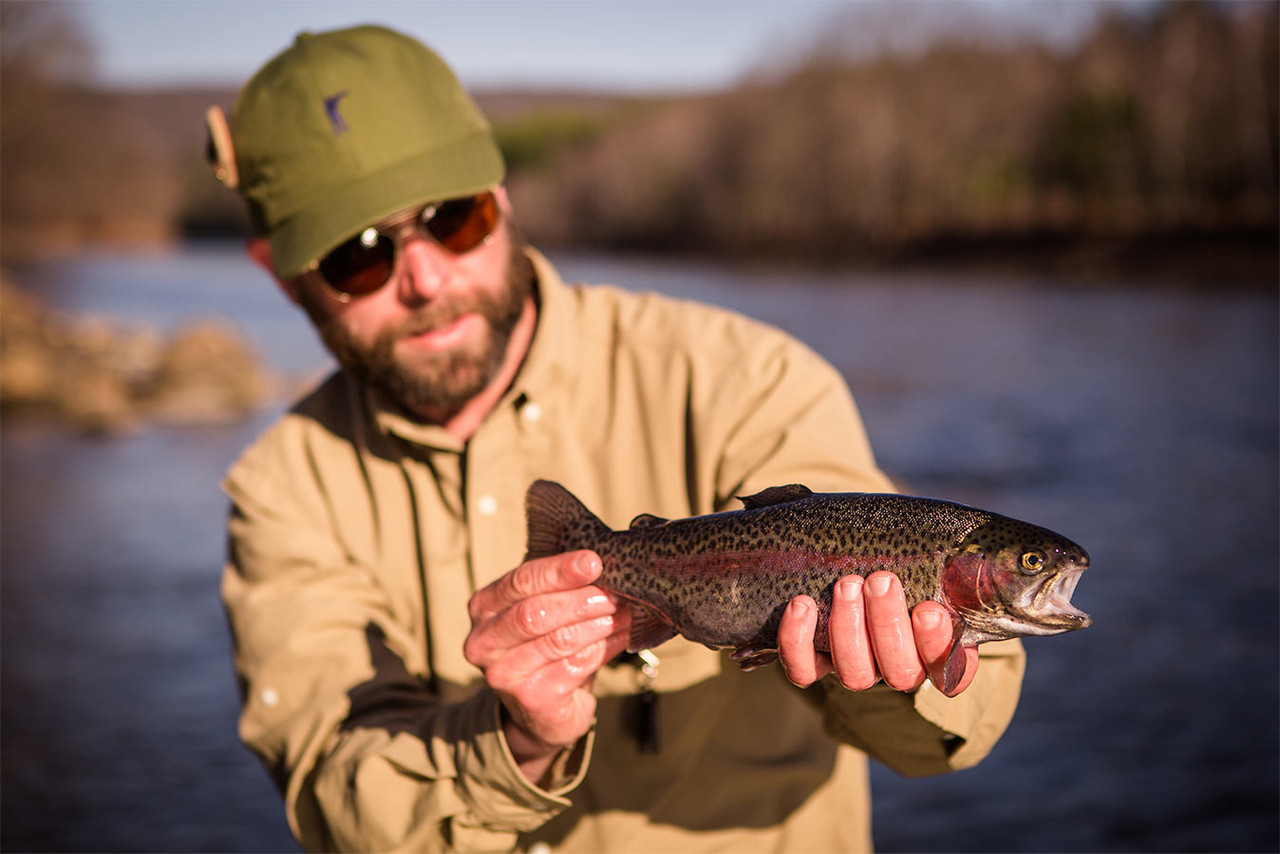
1025 566 1092 630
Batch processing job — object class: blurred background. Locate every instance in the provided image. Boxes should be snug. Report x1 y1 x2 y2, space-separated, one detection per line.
1 1 1276 852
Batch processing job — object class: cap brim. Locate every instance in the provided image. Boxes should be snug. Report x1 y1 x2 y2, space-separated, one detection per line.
269 130 505 281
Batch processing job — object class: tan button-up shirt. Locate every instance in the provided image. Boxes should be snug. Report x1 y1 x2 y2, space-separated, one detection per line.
222 250 1024 852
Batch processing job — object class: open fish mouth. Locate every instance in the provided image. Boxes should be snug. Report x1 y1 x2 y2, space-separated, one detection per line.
1027 567 1092 628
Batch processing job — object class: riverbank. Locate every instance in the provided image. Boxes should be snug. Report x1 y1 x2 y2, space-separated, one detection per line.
0 274 280 435
529 222 1280 290
9 218 1276 291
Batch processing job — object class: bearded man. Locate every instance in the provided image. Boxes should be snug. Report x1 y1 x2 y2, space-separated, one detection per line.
215 25 1025 853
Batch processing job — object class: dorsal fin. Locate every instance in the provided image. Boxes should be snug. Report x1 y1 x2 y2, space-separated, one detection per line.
738 484 814 510
629 513 669 529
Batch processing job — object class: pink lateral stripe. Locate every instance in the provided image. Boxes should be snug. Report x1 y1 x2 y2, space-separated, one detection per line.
644 548 929 579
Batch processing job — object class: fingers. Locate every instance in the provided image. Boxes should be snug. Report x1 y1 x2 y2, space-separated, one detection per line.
464 550 632 753
469 550 604 621
783 571 982 697
863 571 928 691
814 572 915 693
495 624 632 749
466 587 623 667
476 607 631 679
783 573 908 692
777 595 832 687
464 550 627 672
912 602 979 696
827 576 879 690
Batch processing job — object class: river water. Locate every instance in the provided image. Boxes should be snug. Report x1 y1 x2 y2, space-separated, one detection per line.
2 245 1276 853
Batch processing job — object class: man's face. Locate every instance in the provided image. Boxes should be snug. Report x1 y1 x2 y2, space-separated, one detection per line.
294 205 536 419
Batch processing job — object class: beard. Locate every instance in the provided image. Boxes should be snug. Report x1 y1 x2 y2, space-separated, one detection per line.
302 234 536 419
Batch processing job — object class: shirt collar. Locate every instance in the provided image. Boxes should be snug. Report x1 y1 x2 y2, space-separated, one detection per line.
370 247 577 451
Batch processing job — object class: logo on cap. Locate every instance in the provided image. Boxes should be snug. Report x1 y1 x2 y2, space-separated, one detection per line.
324 91 351 135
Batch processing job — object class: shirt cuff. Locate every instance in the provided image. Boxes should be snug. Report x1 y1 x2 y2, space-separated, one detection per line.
453 689 593 831
911 638 1026 770
493 697 595 796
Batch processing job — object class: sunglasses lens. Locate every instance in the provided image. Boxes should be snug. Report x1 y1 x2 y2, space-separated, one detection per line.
317 227 396 296
314 192 499 298
425 191 499 254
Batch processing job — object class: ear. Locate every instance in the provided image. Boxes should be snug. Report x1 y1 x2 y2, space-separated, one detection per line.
246 236 302 305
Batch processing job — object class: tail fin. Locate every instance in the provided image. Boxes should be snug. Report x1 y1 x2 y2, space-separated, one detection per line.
524 480 611 561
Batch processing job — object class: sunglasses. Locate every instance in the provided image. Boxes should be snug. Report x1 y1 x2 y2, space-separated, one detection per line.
308 190 500 300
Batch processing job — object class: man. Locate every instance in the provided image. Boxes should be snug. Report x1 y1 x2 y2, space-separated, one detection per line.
214 25 1025 853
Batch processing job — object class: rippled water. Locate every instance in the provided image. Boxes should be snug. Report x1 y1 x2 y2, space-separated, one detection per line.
3 245 1276 852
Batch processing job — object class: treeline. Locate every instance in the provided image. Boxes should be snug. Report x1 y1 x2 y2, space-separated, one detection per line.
1 1 1276 283
0 3 185 252
507 0 1277 278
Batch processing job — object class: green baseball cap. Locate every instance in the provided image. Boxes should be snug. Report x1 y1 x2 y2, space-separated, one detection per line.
211 25 505 281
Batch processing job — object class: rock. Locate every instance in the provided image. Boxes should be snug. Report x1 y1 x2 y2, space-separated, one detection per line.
1 278 63 412
0 339 60 408
1 274 279 434
57 366 141 436
143 318 274 425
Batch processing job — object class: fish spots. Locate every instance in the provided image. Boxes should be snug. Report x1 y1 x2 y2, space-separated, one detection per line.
529 481 1088 655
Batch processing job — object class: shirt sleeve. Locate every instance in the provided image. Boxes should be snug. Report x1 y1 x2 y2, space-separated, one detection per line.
698 329 1027 777
805 640 1025 776
221 433 587 853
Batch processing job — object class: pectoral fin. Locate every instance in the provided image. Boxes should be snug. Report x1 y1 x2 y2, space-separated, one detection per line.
628 601 678 652
940 621 969 695
731 646 779 670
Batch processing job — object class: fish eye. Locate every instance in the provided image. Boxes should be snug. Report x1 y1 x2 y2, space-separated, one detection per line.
1020 550 1047 574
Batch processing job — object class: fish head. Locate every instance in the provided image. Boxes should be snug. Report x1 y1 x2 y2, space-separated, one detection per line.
943 518 1092 642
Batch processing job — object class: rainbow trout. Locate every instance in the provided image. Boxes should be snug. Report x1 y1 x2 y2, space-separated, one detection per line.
525 480 1091 692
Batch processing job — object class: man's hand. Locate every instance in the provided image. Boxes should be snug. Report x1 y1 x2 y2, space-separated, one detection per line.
777 570 978 696
464 550 631 784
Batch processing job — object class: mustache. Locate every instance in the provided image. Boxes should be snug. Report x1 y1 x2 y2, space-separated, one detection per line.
389 292 490 339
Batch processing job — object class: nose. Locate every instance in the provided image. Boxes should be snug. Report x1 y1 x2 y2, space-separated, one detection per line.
397 234 451 302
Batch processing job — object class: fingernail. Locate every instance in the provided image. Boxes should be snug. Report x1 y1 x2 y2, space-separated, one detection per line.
867 574 893 597
836 577 863 601
576 552 601 577
916 608 943 630
789 598 810 619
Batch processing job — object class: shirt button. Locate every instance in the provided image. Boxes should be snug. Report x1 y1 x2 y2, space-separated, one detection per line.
477 495 499 516
521 401 542 424
528 844 552 854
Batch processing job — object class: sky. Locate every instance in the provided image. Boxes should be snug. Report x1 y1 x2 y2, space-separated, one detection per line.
66 0 1113 94
69 0 856 92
